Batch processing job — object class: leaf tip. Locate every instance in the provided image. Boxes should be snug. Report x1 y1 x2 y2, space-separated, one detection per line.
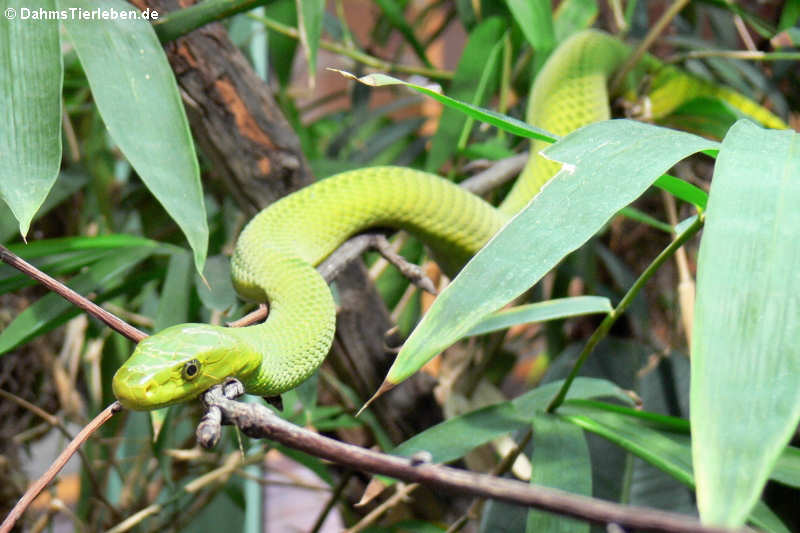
355 380 396 417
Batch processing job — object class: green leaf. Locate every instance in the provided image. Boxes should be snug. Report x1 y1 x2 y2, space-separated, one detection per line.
553 0 598 41
657 97 742 140
0 249 113 295
195 254 237 312
0 169 87 243
264 0 298 87
295 0 323 85
618 206 673 234
333 70 556 144
319 371 394 451
465 296 611 337
372 0 432 68
6 234 166 260
526 415 590 533
772 447 800 489
426 17 506 171
60 0 208 274
564 398 800 488
154 250 192 331
653 174 708 210
390 378 628 465
691 120 800 526
387 120 718 386
561 403 792 532
0 0 62 237
506 0 555 52
778 0 800 31
0 246 155 355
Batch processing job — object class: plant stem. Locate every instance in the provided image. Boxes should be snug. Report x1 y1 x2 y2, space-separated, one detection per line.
545 213 705 413
667 50 800 62
247 14 453 80
153 0 268 43
610 0 690 95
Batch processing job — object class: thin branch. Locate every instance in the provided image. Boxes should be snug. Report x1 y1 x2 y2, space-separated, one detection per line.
0 401 122 533
459 152 529 195
0 245 146 343
446 427 534 533
732 15 757 51
0 389 118 519
661 189 694 347
344 482 419 533
310 472 353 533
227 304 268 328
197 380 743 533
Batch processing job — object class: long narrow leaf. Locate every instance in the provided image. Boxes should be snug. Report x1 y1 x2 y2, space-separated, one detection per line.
0 246 155 355
0 0 62 236
691 120 800 526
332 70 556 143
60 0 208 274
561 404 791 532
387 120 718 386
295 0 323 85
507 0 555 52
465 296 611 337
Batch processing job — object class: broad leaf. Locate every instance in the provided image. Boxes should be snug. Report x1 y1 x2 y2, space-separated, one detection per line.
691 120 800 526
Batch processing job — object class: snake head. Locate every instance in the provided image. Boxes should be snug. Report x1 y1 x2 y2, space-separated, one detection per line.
112 324 259 410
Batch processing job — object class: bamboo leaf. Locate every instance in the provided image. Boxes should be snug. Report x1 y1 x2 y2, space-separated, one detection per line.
691 120 800 526
0 246 156 355
387 120 717 386
506 0 555 52
465 296 611 337
295 0 323 85
526 415 590 533
0 0 62 237
60 0 208 274
331 70 556 143
553 0 598 41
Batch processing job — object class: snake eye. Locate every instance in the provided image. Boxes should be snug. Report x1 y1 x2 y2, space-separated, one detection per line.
182 359 200 381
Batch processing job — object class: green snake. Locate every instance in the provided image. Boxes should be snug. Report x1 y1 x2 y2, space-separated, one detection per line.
112 30 786 410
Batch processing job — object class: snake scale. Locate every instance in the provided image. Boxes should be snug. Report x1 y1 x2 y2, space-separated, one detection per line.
112 30 786 410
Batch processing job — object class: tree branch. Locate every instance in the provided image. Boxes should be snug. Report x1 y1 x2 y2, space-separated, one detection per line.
195 380 744 533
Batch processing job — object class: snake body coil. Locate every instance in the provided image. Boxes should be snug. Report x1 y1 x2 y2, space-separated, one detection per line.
112 30 786 410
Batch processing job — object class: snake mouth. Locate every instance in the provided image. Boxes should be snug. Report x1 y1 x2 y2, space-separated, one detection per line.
112 365 182 410
112 366 153 410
